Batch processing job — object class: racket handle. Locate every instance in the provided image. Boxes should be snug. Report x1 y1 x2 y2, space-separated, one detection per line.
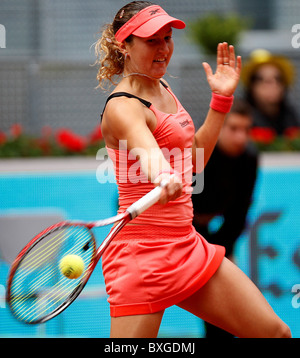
127 180 167 219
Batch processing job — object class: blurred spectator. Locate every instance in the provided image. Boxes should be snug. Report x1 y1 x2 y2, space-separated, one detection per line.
241 49 300 136
192 99 258 338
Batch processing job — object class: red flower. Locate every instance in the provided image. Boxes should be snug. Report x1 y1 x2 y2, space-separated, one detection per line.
0 131 6 145
35 138 52 155
89 124 103 144
41 125 53 138
56 129 87 152
283 127 300 140
10 124 22 138
250 127 276 144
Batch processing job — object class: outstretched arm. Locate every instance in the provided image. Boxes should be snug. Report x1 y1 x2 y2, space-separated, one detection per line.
192 42 242 171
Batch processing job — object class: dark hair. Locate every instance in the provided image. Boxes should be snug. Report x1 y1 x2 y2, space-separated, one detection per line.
94 1 155 89
113 1 155 37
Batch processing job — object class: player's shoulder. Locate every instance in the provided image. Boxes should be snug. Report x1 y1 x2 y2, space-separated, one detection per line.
105 93 147 124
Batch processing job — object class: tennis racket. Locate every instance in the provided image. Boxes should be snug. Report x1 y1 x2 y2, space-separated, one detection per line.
6 182 166 324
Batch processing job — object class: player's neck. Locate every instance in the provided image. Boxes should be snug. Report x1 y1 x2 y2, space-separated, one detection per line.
121 74 162 96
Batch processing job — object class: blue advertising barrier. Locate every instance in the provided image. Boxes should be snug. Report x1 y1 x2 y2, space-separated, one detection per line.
0 155 299 337
235 157 300 338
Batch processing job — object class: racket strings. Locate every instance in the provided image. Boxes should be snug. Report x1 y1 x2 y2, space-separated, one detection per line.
14 271 86 322
11 227 87 296
17 225 83 271
9 225 95 323
11 245 90 321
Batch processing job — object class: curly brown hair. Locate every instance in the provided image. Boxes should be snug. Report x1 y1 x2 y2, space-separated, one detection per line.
94 1 155 90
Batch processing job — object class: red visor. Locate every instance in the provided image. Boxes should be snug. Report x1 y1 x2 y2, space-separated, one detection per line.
115 5 186 43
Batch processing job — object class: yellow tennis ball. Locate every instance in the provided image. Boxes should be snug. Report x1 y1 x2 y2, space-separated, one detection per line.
59 255 84 279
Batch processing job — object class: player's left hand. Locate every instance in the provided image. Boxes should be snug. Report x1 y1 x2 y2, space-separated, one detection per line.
202 42 242 97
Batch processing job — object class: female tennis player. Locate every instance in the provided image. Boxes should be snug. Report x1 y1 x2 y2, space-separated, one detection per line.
95 1 291 338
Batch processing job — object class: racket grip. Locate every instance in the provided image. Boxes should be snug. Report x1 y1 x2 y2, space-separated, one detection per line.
127 181 167 219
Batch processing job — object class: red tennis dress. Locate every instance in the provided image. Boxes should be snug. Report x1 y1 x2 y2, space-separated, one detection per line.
102 82 225 317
